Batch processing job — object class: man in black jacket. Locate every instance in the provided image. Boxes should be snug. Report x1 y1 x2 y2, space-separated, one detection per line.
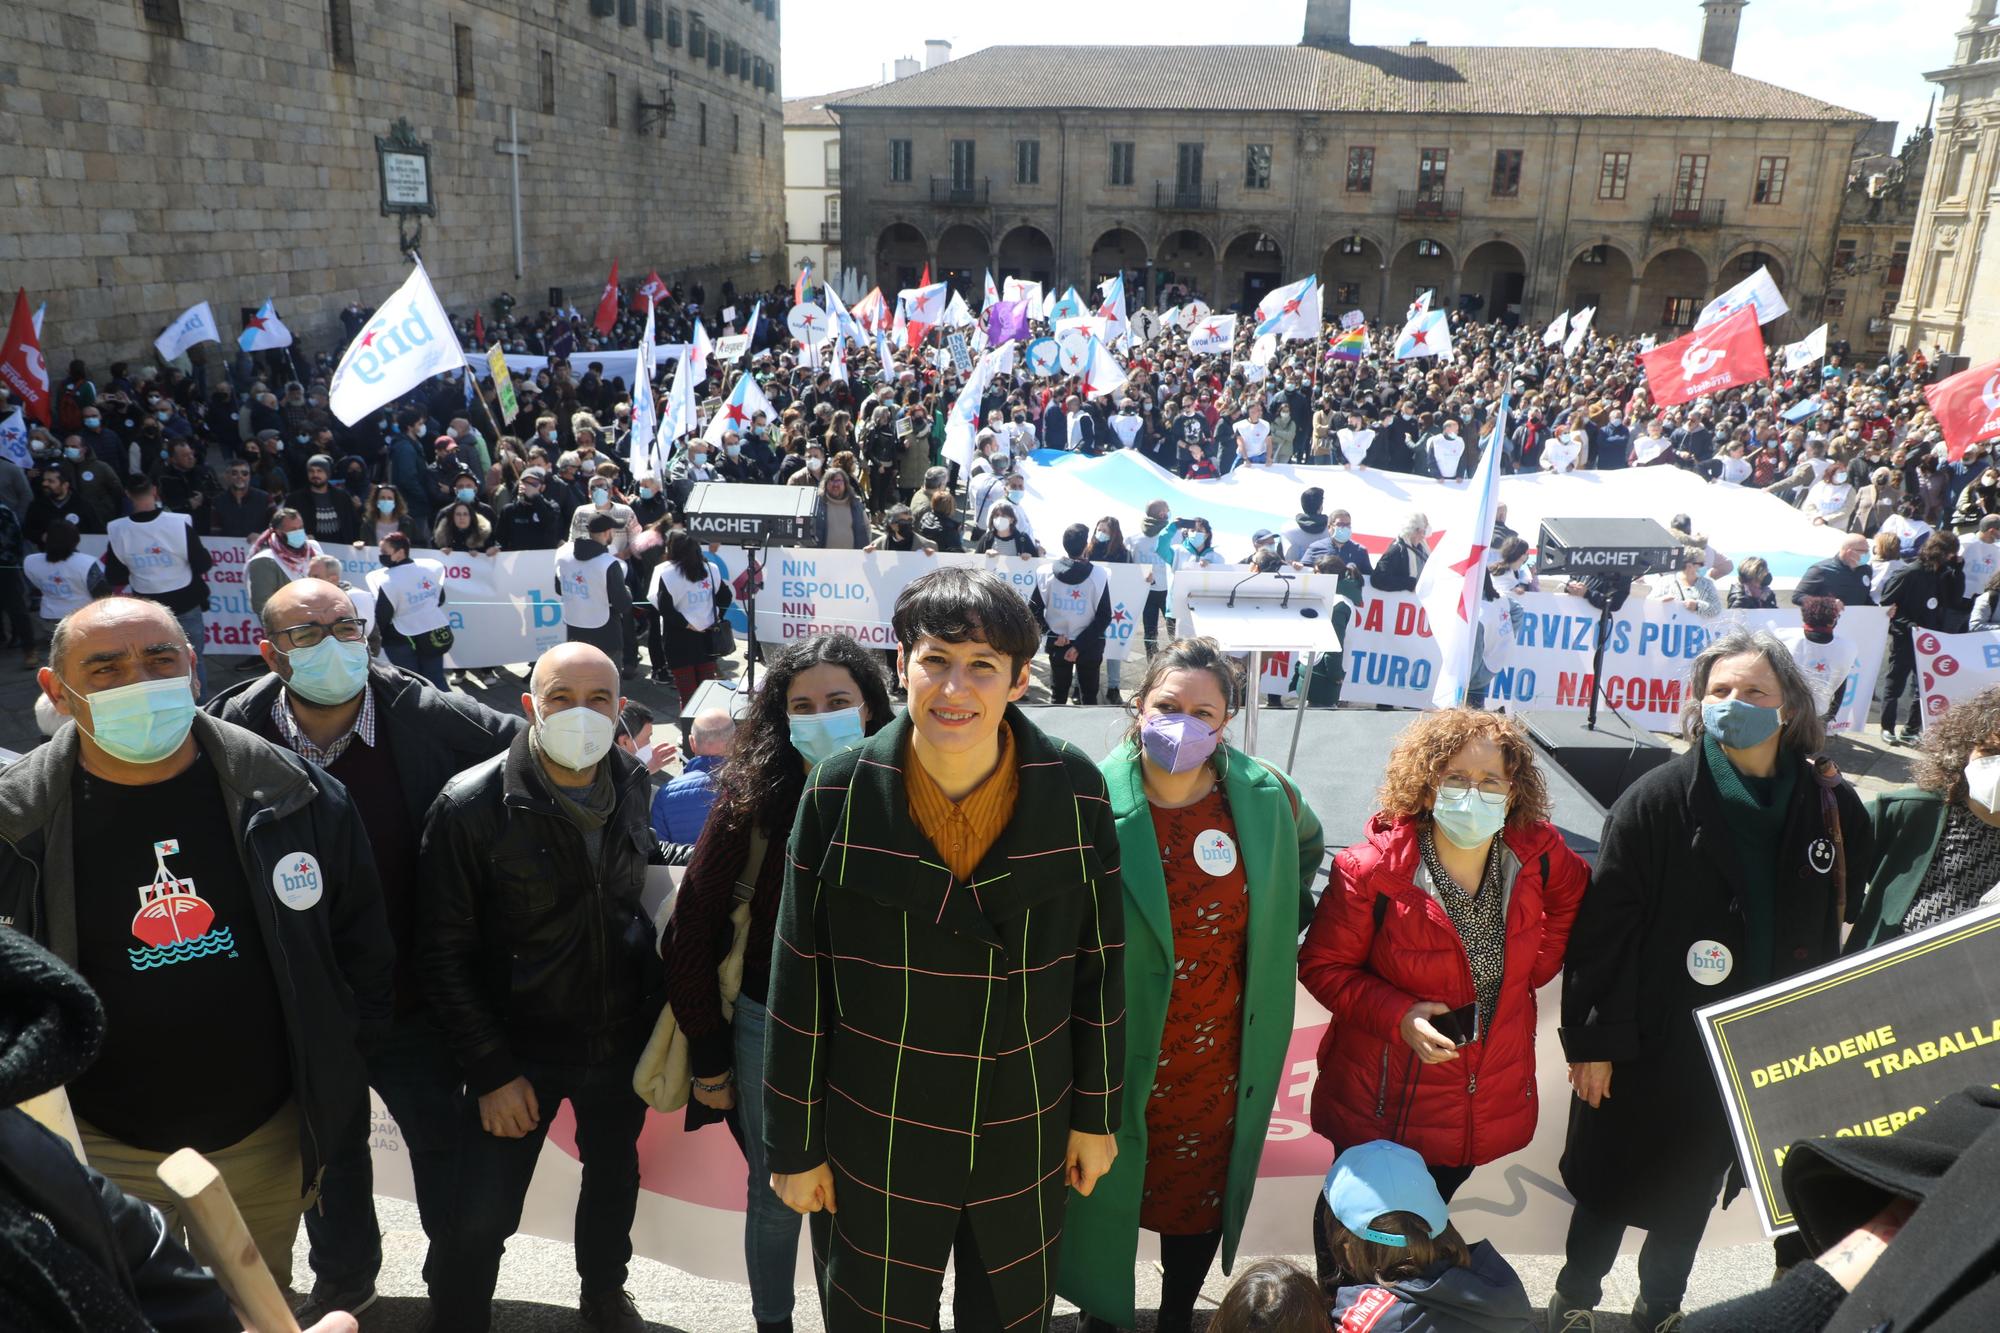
1370 512 1432 592
206 578 526 1321
493 466 565 550
0 596 393 1293
419 642 669 1333
1790 534 1876 608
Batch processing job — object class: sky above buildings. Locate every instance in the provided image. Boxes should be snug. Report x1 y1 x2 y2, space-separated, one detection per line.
781 0 1962 145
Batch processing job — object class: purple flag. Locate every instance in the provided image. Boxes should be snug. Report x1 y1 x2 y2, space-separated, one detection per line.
985 299 1029 347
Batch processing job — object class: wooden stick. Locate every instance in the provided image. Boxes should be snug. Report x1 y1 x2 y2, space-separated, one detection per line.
156 1147 302 1333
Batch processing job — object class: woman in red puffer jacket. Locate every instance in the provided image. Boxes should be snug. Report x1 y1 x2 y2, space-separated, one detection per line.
1299 709 1588 1273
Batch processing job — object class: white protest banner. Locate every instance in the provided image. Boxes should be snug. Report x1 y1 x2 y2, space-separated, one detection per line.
758 549 1151 660
1331 590 1887 731
1913 628 2000 725
475 344 696 388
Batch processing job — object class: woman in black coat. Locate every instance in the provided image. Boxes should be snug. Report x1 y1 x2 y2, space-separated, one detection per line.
1552 627 1873 1332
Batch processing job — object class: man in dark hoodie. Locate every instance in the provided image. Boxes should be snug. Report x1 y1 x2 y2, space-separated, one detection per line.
1028 523 1114 706
1282 486 1332 563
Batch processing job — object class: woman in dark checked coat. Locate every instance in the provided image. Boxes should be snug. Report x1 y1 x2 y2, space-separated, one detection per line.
762 566 1127 1333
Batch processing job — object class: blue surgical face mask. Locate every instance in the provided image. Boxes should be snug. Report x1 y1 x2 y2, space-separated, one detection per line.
1432 785 1508 850
278 636 370 706
592 488 611 506
283 528 308 549
82 416 99 428
64 673 197 765
377 497 396 514
639 485 656 500
1333 525 1352 544
455 487 476 503
1703 698 1782 749
789 706 865 767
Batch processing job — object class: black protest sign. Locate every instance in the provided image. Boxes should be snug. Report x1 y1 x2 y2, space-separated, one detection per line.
1696 902 2000 1234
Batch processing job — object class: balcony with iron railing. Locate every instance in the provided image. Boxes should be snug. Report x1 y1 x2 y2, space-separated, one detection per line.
820 221 841 242
930 176 990 206
1396 188 1463 221
1652 196 1727 228
1154 180 1220 210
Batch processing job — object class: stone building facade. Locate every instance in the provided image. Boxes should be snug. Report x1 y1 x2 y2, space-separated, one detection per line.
0 0 785 370
832 1 1871 339
1891 1 2000 362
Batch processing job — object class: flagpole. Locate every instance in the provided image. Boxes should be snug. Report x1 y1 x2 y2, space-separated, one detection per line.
466 359 512 447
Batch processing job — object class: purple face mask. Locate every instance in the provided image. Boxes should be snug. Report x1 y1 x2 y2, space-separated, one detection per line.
1140 712 1220 774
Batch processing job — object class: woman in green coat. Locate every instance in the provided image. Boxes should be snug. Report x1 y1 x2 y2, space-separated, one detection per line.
1852 686 2000 950
1059 637 1325 1333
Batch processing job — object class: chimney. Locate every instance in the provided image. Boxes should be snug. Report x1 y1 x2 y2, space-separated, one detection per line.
924 39 952 69
1698 0 1747 70
892 56 921 81
1301 0 1352 49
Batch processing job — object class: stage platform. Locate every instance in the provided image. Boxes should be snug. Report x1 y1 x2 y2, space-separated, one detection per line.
1017 704 1606 864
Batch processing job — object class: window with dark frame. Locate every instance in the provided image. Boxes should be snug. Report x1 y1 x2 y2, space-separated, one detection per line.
889 138 912 183
688 13 705 59
606 73 619 127
1416 239 1443 258
732 111 740 153
1825 289 1847 317
1491 148 1522 198
645 0 661 40
698 101 707 147
1016 139 1040 186
667 7 682 45
452 23 473 96
619 0 636 25
1598 151 1630 200
1346 146 1374 192
1834 238 1858 272
1889 240 1910 288
590 0 613 16
1417 146 1448 195
708 36 719 67
951 139 976 190
141 0 184 34
1245 143 1272 190
1754 155 1788 205
760 120 766 158
1109 141 1135 186
539 48 555 114
724 40 738 76
329 0 355 67
1672 154 1709 212
1337 236 1364 255
1664 296 1701 325
1335 282 1360 304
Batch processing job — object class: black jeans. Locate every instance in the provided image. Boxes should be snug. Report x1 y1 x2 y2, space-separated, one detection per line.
1554 1200 1705 1313
305 1014 464 1293
428 1052 649 1331
1881 628 1919 734
1048 645 1104 705
1142 589 1169 652
1312 1162 1473 1296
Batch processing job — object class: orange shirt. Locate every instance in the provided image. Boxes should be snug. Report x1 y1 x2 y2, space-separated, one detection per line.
905 724 1018 882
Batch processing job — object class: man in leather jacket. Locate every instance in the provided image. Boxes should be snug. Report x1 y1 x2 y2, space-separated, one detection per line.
418 642 681 1333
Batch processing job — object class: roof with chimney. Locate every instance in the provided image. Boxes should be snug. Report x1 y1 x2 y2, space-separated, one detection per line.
785 85 877 128
827 44 1869 122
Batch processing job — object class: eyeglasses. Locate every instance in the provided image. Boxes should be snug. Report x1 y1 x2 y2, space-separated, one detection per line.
1436 778 1511 806
271 618 367 651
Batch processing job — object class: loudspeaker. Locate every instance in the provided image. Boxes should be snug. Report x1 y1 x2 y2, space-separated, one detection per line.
1520 709 1675 812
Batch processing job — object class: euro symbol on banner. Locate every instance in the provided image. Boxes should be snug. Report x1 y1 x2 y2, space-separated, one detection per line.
1681 342 1726 378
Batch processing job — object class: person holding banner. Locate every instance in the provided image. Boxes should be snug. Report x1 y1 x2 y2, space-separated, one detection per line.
809 466 869 549
1849 686 2000 951
649 528 731 705
1300 710 1587 1270
1553 629 1873 1333
1059 638 1323 1333
1878 532 1965 746
658 633 895 1333
762 567 1125 1333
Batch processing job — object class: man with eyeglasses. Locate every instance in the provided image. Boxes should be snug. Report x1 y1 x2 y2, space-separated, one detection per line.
0 595 392 1297
207 577 525 1322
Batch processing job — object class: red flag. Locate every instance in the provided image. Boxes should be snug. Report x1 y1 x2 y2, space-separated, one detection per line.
1637 305 1768 407
473 310 486 346
0 289 50 426
593 260 620 336
1924 357 2000 461
637 270 670 311
919 262 931 288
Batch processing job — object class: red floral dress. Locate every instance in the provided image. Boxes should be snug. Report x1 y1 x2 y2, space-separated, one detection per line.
1140 788 1250 1234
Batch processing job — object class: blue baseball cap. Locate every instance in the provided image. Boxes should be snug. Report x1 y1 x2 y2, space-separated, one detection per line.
1322 1141 1449 1247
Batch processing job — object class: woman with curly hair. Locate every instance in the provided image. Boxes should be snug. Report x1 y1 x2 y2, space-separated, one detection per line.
1850 685 2000 950
656 633 894 1333
1297 709 1588 1286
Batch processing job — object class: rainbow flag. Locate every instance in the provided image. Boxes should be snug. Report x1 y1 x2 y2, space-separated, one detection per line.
1329 325 1366 361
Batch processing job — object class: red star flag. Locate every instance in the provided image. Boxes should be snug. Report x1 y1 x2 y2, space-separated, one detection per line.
1187 313 1237 356
1924 357 2000 461
1078 336 1128 402
0 289 51 426
1255 275 1322 342
701 369 777 445
898 281 948 345
238 298 293 352
327 260 461 425
1413 394 1508 708
1394 309 1453 361
983 269 1000 313
593 260 621 336
1637 304 1768 407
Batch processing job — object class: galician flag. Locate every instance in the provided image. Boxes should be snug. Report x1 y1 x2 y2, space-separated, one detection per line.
1255 275 1322 342
629 305 658 475
876 316 895 381
1187 313 1237 356
691 316 713 365
1394 309 1454 361
1097 274 1129 346
328 260 461 426
983 269 1000 313
943 349 1000 469
1407 289 1434 323
702 369 777 445
1051 286 1086 323
943 289 977 330
830 334 849 384
154 301 221 364
238 298 293 352
852 287 886 335
657 348 699 460
898 282 948 344
1413 394 1509 709
1078 336 1129 401
738 301 763 363
822 282 859 346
